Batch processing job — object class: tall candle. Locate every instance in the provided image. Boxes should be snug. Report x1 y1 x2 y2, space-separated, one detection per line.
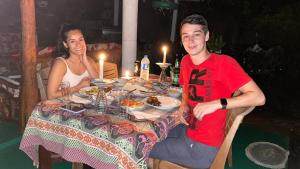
125 71 130 79
99 54 105 81
162 46 167 63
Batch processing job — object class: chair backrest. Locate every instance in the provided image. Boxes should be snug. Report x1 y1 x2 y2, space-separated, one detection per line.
36 63 51 101
209 106 255 169
104 62 118 79
155 92 255 169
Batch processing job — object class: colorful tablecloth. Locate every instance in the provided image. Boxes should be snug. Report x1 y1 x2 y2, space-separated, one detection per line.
19 102 178 169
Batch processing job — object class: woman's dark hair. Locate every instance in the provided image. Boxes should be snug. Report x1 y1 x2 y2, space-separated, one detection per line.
56 23 83 58
180 14 209 35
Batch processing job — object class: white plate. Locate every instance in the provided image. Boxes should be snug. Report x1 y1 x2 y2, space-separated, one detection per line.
70 95 91 104
92 79 116 85
79 86 99 96
144 96 181 110
167 87 182 98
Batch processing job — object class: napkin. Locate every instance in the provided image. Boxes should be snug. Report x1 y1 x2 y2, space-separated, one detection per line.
70 95 91 104
128 110 165 120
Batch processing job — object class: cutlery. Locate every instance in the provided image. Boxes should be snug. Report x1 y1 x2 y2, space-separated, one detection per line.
125 89 137 98
139 90 156 93
127 88 137 94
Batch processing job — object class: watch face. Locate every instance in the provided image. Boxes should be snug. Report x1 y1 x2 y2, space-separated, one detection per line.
220 98 227 109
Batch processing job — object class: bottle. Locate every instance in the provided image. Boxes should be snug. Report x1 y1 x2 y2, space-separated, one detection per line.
140 55 150 80
172 58 180 87
134 60 140 76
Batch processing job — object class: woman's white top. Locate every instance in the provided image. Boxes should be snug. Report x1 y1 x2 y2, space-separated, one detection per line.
58 57 89 87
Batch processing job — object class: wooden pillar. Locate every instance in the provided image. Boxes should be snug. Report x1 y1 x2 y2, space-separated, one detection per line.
20 0 39 131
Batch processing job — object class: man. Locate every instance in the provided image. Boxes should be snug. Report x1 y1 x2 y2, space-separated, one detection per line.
149 14 265 169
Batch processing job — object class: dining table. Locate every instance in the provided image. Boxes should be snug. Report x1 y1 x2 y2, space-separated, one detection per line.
19 78 182 169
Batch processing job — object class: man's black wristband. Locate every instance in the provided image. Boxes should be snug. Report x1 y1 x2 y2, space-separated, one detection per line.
220 98 227 109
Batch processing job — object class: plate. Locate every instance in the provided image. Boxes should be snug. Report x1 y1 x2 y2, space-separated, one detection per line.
167 87 182 98
144 96 181 110
70 95 92 104
91 79 116 85
114 78 128 87
79 86 99 96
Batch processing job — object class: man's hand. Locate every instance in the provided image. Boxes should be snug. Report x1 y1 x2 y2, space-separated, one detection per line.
174 104 190 125
193 100 221 121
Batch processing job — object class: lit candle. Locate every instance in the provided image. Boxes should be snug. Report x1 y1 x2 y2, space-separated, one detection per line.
125 71 130 79
99 53 105 81
162 46 167 63
122 70 132 80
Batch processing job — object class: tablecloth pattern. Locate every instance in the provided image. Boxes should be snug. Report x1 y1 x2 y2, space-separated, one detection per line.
20 102 178 169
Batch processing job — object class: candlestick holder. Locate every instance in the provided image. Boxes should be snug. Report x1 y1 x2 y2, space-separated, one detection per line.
96 86 107 113
156 62 171 82
92 79 115 113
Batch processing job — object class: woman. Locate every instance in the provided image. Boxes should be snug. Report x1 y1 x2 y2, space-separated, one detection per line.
47 24 98 99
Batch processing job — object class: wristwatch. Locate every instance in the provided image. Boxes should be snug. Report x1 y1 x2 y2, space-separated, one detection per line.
220 98 227 109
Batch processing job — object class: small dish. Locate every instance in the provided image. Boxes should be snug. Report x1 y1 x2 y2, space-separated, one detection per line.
167 87 182 98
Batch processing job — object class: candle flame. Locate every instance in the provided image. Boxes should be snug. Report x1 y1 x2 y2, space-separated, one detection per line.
162 46 167 52
99 53 106 60
125 71 130 77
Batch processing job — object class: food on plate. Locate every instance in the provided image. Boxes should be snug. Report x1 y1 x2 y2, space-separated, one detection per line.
104 86 112 93
84 87 99 95
121 99 144 108
146 96 161 106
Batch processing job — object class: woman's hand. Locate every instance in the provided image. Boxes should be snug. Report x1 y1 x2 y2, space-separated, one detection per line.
76 77 91 91
193 100 221 121
80 44 89 65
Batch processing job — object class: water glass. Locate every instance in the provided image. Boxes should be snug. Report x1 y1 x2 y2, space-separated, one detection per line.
60 82 71 101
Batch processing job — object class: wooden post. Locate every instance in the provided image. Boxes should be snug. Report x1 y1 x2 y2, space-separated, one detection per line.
20 0 39 131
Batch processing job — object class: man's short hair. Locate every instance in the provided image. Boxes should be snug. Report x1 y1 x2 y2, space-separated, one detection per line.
180 14 209 34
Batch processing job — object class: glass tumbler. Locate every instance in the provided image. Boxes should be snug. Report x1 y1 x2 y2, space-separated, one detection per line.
60 82 71 104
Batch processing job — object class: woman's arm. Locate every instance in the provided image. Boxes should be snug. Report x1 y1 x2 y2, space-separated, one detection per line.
81 45 99 78
47 59 67 99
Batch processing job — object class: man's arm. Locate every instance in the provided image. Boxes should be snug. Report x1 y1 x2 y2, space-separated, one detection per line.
193 80 265 120
176 87 190 125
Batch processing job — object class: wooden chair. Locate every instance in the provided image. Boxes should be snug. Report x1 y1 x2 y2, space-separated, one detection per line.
104 62 118 79
36 63 83 169
36 63 51 101
153 93 255 169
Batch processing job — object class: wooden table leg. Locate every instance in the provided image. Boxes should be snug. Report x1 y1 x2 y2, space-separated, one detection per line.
39 146 51 169
72 163 83 169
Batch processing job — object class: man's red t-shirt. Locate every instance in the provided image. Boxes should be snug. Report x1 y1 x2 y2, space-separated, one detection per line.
179 53 251 147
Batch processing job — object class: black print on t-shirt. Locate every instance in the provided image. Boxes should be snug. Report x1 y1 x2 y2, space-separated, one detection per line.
188 69 207 102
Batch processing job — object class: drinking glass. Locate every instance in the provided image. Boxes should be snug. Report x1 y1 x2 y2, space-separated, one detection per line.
60 82 71 102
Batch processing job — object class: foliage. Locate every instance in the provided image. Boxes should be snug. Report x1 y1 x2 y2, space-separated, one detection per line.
207 33 225 54
255 1 300 49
